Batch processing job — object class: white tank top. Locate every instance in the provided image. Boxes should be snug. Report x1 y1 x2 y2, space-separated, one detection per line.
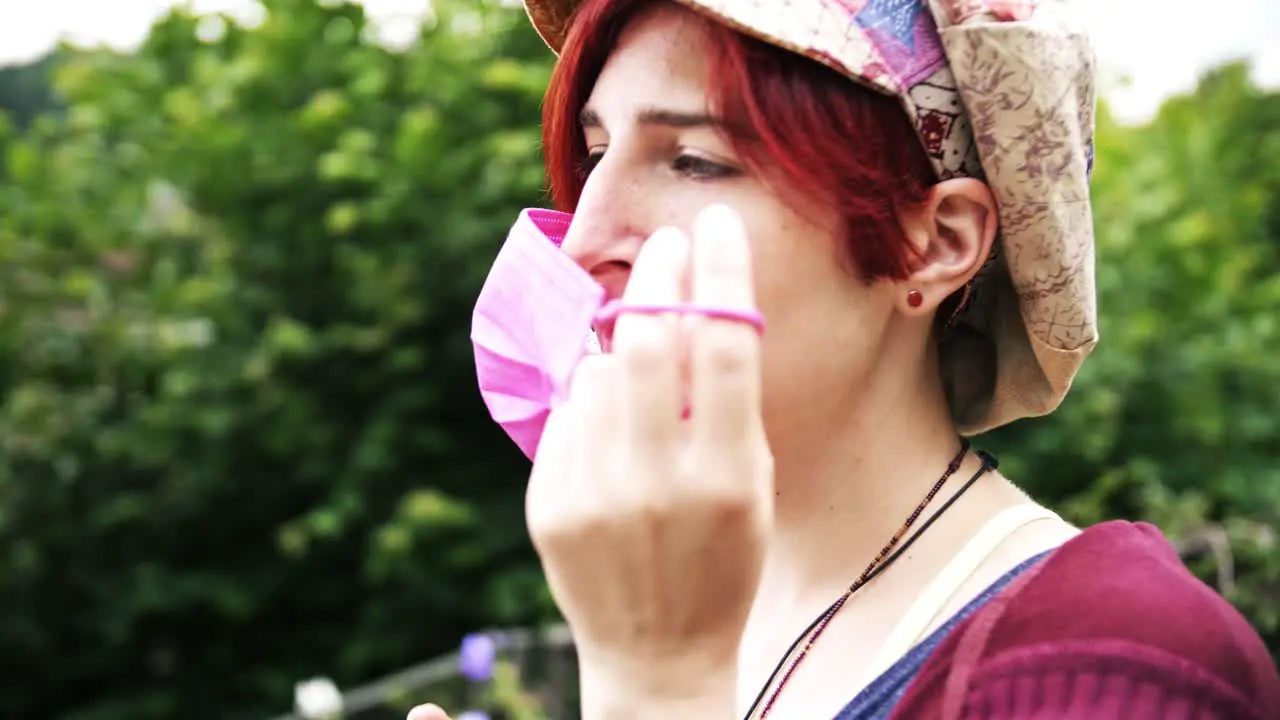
858 503 1063 686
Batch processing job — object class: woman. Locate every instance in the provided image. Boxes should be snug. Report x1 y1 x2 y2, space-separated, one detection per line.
423 0 1280 718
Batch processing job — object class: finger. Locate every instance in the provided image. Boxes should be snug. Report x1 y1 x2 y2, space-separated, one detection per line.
526 355 617 537
689 204 763 450
407 704 451 720
527 395 580 542
612 226 689 455
568 353 620 481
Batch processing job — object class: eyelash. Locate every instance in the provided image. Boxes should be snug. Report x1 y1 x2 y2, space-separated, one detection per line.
577 150 739 181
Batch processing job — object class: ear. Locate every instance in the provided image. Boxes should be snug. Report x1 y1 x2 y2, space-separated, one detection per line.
895 178 998 317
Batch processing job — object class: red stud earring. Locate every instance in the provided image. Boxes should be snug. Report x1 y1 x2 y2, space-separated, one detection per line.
907 289 923 308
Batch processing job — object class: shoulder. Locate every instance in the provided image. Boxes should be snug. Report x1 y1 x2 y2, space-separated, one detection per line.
996 521 1262 652
991 521 1276 709
893 520 1280 719
999 521 1273 676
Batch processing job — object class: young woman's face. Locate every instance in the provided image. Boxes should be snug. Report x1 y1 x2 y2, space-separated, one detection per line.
559 3 902 448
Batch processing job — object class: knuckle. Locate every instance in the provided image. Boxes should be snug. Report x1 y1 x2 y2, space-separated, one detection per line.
527 490 618 547
616 320 676 372
528 509 601 550
686 454 762 499
687 484 761 531
703 486 756 514
632 492 676 524
696 325 754 376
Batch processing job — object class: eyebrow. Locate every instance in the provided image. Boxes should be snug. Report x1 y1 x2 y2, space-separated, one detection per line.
579 106 723 130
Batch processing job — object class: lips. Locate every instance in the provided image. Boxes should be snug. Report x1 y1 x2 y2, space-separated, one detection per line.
593 318 615 354
589 274 625 354
592 290 620 353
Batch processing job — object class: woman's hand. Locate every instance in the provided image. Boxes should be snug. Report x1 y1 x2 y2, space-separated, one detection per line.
527 204 775 703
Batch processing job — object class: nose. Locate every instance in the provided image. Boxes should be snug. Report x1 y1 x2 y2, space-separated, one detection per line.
560 161 646 301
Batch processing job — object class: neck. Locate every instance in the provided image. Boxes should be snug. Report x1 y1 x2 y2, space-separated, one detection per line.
758 344 984 603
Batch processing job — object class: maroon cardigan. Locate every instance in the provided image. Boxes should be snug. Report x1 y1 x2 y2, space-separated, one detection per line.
890 521 1280 719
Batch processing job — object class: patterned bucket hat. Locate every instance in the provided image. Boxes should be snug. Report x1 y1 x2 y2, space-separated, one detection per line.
521 0 1099 435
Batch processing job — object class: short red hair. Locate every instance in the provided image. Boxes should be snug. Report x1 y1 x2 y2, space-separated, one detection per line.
540 0 938 281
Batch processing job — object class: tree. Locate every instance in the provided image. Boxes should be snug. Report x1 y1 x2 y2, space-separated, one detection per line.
0 3 1275 718
0 54 60 129
986 62 1280 652
0 1 559 718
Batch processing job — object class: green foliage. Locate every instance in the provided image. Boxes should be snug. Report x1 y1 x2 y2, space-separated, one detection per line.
0 1 557 718
0 53 61 129
987 63 1280 649
0 1 1275 718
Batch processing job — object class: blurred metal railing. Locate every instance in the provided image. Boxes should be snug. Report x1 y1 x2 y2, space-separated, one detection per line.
267 523 1242 720
269 624 576 720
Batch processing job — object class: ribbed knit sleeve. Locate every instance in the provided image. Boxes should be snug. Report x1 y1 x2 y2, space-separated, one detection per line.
887 523 1280 720
957 639 1274 720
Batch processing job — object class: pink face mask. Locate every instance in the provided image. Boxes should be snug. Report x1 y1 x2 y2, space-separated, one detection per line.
471 209 603 461
472 208 766 461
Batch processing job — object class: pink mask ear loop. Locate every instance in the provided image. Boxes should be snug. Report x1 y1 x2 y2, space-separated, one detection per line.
594 300 767 334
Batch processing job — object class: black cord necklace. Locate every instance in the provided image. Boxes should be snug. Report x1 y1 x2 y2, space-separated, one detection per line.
741 449 999 720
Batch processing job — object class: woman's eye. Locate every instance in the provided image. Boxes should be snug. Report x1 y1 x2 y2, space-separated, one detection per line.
672 154 739 180
578 150 605 179
577 150 739 181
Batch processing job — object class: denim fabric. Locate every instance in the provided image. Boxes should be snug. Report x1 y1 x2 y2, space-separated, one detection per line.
832 551 1051 720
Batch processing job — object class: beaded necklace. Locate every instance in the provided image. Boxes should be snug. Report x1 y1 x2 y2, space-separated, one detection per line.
743 443 997 719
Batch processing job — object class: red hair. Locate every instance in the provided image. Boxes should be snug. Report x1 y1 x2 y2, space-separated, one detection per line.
540 0 938 281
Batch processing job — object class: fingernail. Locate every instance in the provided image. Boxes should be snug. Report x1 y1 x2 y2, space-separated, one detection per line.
645 225 688 257
693 204 749 262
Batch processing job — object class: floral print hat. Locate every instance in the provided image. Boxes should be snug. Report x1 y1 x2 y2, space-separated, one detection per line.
521 0 1099 435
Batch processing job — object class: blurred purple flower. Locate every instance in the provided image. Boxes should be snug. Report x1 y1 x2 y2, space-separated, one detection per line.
456 712 491 720
458 632 497 682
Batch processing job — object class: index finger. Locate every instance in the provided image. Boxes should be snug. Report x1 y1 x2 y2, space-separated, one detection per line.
688 204 764 449
612 227 689 456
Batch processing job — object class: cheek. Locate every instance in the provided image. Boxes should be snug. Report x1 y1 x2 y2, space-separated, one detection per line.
750 247 829 421
744 218 882 432
741 211 835 343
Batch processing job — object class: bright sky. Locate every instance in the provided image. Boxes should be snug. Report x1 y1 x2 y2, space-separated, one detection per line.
1 0 1278 123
